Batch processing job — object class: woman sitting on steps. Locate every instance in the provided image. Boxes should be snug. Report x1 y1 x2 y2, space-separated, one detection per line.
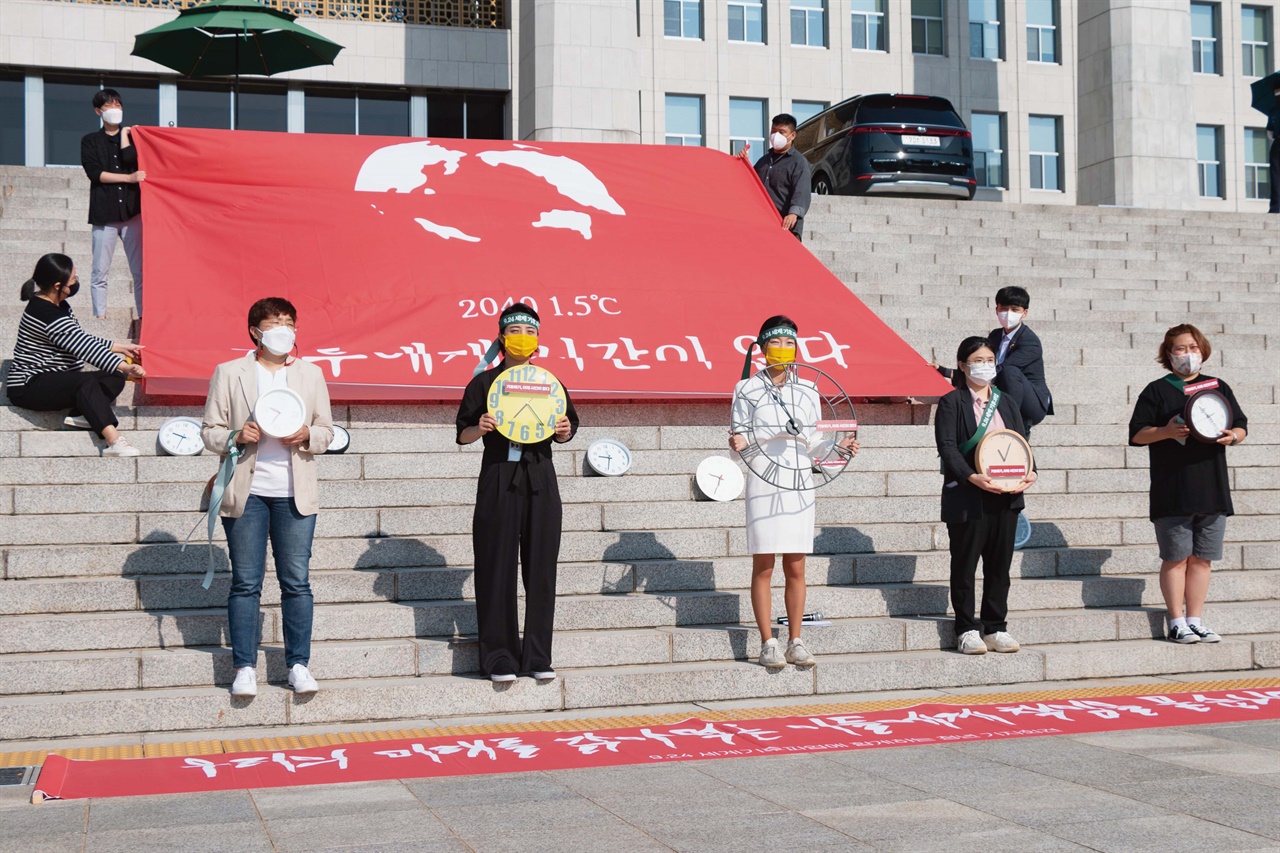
5 253 146 457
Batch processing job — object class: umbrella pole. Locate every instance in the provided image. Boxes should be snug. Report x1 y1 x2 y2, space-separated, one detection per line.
233 34 240 130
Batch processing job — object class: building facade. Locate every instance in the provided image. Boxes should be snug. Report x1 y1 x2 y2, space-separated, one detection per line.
0 0 1274 211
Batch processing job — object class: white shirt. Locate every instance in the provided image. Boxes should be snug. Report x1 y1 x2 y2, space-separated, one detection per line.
996 327 1018 366
250 363 294 498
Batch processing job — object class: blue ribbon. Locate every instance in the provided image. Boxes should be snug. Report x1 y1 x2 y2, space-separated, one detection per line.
473 337 503 377
183 430 241 590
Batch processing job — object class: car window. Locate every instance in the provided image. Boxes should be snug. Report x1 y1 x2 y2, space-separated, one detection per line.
822 108 851 139
794 118 822 151
855 95 964 128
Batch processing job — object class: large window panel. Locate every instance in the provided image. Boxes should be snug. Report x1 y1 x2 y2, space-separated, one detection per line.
728 0 764 43
466 94 506 140
1245 127 1270 199
1026 0 1057 63
971 112 1004 188
178 83 232 130
360 93 410 137
237 85 287 133
306 91 357 135
0 74 22 165
1196 125 1223 198
968 0 1001 60
664 0 702 38
912 0 945 55
791 0 826 47
1029 115 1061 191
44 78 102 166
104 82 159 129
665 94 703 146
851 0 886 51
1191 3 1219 74
1242 6 1271 78
728 97 766 156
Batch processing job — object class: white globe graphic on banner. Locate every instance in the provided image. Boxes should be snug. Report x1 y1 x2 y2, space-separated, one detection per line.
354 141 625 241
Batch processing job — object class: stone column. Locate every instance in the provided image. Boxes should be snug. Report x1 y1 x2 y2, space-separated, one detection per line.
1077 0 1198 208
518 0 640 143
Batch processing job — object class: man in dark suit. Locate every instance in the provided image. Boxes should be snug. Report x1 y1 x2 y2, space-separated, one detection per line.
935 285 1053 431
988 286 1052 430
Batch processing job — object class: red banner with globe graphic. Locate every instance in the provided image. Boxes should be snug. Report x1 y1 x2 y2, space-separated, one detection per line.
132 127 951 401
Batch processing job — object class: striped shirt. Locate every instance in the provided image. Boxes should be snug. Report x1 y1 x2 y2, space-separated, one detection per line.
6 298 123 389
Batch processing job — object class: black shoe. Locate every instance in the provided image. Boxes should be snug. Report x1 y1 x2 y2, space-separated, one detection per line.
1187 624 1221 643
1168 624 1200 644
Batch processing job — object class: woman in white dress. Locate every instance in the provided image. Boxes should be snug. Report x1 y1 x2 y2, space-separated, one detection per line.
729 316 859 670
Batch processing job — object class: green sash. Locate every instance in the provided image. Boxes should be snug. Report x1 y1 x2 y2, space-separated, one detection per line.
1162 373 1186 391
960 387 1002 454
940 388 1001 476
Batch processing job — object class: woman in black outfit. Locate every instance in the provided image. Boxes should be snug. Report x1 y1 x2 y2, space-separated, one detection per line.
1129 324 1247 644
935 336 1037 656
6 254 146 456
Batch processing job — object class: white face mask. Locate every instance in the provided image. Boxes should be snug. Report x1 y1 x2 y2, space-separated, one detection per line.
770 131 789 151
1170 352 1202 376
258 326 296 356
997 310 1023 330
967 363 998 386
101 108 123 126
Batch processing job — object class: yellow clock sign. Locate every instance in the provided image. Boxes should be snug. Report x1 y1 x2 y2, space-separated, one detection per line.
486 364 568 444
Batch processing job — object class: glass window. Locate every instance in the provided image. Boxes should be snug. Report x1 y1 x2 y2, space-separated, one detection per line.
1191 3 1219 74
360 93 410 137
1029 115 1061 191
306 90 356 135
729 0 764 43
237 85 287 133
44 78 102 167
851 0 886 51
1242 6 1271 78
466 94 506 140
1196 125 1223 198
0 74 22 165
104 82 159 129
729 98 766 156
1026 0 1057 63
178 83 232 130
665 94 703 146
856 94 966 127
792 100 828 127
971 112 1004 188
912 0 945 55
428 93 465 138
968 0 1001 60
1245 127 1270 199
791 0 826 47
664 0 701 38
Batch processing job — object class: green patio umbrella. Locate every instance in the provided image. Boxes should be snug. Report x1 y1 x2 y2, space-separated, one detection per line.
131 0 343 129
1250 71 1280 118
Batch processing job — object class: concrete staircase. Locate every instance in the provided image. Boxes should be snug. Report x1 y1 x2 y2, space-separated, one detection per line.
0 167 1277 745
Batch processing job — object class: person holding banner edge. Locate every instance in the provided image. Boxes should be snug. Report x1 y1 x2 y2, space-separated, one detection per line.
1128 324 1246 644
456 303 579 683
935 336 1036 656
729 316 860 669
201 298 334 698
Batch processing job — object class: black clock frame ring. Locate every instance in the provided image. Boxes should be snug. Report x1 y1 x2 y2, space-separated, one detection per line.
1183 389 1234 444
730 363 858 492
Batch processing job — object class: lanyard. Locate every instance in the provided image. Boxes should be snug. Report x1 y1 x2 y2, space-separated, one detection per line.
182 430 242 589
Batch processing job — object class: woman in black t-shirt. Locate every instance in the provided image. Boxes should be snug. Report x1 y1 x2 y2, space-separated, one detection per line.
1129 324 1247 645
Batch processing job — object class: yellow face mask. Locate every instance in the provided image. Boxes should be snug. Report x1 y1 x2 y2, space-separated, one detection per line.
764 341 796 366
503 333 539 359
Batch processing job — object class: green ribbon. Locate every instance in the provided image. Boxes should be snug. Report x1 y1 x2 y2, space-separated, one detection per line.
182 430 241 590
1162 373 1187 391
941 388 1002 476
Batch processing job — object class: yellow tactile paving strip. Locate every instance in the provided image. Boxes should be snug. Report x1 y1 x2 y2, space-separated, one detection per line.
4 676 1278 769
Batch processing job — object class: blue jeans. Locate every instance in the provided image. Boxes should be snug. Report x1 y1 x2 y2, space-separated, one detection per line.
222 495 317 669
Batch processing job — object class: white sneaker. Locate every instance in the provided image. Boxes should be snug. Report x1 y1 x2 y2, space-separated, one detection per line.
288 663 319 694
982 631 1021 653
103 438 141 457
490 672 517 683
230 666 257 697
957 630 987 655
785 638 816 668
63 415 91 430
532 670 557 681
759 637 786 669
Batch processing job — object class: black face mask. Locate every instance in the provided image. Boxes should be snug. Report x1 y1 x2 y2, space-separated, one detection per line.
65 281 80 298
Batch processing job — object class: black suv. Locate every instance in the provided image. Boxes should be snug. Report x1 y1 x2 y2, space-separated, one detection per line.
795 94 976 200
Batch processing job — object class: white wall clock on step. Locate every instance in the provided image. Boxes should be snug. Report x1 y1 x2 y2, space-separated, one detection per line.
157 416 204 456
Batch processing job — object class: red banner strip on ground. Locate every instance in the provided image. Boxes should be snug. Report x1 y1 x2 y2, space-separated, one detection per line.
33 687 1280 801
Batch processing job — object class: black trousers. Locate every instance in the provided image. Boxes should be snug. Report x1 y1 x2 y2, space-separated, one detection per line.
995 365 1047 430
471 464 562 676
947 506 1018 635
7 370 125 437
1270 139 1280 214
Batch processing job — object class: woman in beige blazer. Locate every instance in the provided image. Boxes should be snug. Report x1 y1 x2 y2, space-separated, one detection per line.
201 297 333 699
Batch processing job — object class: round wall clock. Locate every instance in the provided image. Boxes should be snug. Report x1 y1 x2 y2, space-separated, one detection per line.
158 416 204 456
486 364 567 445
695 455 745 502
975 428 1034 491
254 387 307 439
1184 389 1233 444
585 438 632 476
325 424 351 454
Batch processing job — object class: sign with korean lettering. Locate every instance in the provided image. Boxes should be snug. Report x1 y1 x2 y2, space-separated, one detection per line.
32 686 1280 801
131 127 952 401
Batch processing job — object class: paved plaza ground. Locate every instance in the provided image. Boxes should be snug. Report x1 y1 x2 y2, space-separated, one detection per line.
4 678 1279 853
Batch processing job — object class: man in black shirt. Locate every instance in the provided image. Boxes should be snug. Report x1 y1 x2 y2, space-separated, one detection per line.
80 89 145 320
735 113 812 241
1129 325 1247 645
1268 83 1280 214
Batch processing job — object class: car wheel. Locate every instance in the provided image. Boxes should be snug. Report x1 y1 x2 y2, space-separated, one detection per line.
812 175 832 195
